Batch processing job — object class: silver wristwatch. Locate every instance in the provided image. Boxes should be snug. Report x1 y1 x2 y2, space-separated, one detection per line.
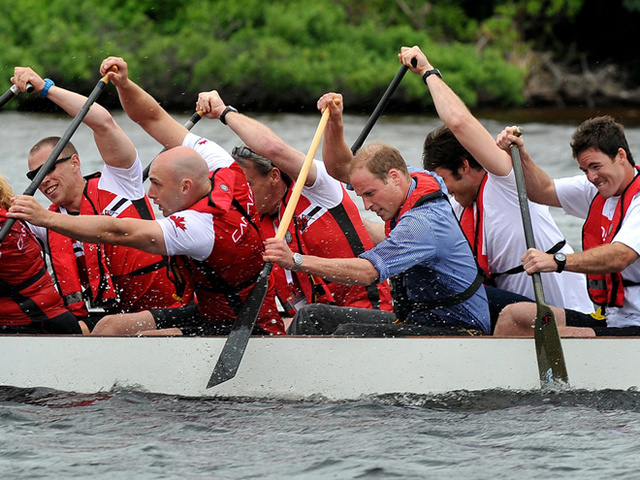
291 252 304 272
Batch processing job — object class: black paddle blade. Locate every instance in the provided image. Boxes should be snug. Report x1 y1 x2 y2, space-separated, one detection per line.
534 302 569 387
207 262 273 388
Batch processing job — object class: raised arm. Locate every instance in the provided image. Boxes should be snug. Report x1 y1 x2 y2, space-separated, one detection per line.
196 91 317 185
8 195 167 255
495 127 561 207
317 93 352 183
399 46 513 177
12 67 136 169
100 57 188 150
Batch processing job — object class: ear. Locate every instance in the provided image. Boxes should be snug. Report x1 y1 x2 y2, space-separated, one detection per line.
616 147 628 164
459 159 470 174
268 167 282 183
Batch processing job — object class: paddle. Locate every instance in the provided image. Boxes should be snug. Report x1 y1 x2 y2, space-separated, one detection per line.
509 126 569 387
0 69 116 245
0 83 34 110
207 106 332 388
142 110 203 181
207 60 416 389
350 58 416 154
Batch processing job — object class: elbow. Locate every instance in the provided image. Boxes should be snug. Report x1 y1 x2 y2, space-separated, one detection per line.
445 111 468 137
262 137 288 163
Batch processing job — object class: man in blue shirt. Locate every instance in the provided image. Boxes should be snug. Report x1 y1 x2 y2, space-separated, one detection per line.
264 94 490 336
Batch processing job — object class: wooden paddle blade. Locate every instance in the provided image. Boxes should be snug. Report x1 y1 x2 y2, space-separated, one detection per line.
207 262 273 388
534 302 569 387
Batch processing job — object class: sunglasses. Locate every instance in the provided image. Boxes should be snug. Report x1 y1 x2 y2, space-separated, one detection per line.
26 155 73 181
231 146 259 159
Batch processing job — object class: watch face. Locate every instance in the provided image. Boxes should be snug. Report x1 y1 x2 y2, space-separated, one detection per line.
555 253 566 262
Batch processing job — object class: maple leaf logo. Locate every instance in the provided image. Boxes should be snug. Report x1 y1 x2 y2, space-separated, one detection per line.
197 139 208 145
169 215 187 231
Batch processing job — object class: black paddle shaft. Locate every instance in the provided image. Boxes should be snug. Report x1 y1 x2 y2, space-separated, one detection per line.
0 77 110 245
509 127 569 387
350 58 416 154
0 83 34 110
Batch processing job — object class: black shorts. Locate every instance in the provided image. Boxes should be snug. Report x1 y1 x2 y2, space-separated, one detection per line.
0 311 82 335
565 309 640 336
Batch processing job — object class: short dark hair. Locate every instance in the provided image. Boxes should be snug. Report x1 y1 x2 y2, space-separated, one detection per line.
571 116 635 166
423 125 482 179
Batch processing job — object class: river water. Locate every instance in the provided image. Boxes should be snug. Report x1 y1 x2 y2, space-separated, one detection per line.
2 108 640 479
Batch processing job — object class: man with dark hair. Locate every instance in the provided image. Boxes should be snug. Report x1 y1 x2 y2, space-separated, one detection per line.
396 46 592 327
495 116 640 336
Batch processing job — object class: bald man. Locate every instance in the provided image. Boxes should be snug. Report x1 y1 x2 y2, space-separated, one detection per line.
10 143 285 336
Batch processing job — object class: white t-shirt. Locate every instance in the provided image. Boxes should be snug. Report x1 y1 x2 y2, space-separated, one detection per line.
556 174 640 326
156 133 234 261
451 169 593 312
296 160 345 219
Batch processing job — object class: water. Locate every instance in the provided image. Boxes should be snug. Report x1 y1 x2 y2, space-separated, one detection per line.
3 108 640 478
2 387 640 479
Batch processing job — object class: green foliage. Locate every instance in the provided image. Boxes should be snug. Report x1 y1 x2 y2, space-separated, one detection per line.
0 0 530 112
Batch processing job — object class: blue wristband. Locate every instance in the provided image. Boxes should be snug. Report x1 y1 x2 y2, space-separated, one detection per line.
39 78 54 98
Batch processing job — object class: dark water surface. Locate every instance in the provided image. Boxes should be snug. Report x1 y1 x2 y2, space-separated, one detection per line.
2 387 640 479
3 110 640 478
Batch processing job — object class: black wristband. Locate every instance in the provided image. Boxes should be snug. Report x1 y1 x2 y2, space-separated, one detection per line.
220 105 238 125
422 69 442 85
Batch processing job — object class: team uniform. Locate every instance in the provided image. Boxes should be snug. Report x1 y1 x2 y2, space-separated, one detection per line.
155 133 284 335
262 161 393 316
29 155 178 323
453 169 592 312
0 210 81 334
555 171 640 332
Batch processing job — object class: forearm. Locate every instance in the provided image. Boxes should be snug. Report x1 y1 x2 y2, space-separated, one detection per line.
322 117 352 183
567 243 639 274
115 78 186 148
426 76 513 176
519 149 561 207
298 255 380 286
39 212 166 255
46 86 112 131
227 113 309 182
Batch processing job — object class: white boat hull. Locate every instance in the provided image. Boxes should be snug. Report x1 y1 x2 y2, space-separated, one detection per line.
1 336 638 400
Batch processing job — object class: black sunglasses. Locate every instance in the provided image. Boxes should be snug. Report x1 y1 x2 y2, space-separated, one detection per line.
26 155 73 181
232 146 259 159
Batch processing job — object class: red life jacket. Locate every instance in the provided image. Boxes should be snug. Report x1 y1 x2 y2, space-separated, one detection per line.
264 181 393 313
459 174 490 280
0 209 69 325
47 173 178 317
172 164 284 334
385 172 444 236
583 168 640 307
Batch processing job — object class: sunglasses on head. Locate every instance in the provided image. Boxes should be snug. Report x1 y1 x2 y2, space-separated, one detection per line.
26 155 73 181
231 146 259 159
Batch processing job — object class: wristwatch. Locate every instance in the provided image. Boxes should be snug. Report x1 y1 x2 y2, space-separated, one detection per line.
291 253 304 272
219 105 238 125
422 68 442 84
553 253 566 273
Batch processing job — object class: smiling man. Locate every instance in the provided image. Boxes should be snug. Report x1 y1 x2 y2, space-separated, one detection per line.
11 67 179 331
494 116 640 336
